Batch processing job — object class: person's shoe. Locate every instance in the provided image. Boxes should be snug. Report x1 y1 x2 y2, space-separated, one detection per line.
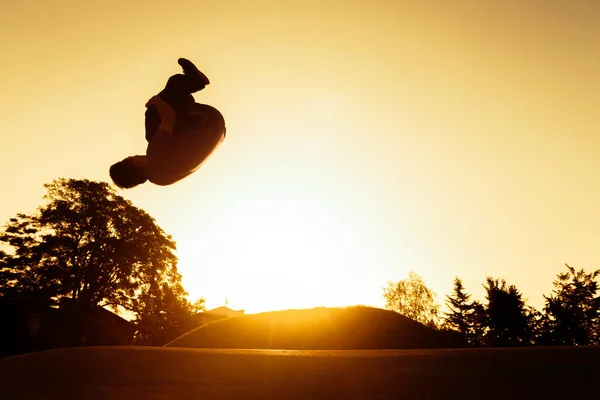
178 58 210 92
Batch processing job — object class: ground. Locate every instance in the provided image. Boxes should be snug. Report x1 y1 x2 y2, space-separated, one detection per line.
0 346 598 399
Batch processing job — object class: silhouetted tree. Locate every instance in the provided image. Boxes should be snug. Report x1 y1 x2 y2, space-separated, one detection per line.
483 277 534 347
470 300 487 346
443 278 471 333
443 277 486 346
541 264 600 345
0 178 194 342
134 284 206 345
525 305 545 344
383 271 440 328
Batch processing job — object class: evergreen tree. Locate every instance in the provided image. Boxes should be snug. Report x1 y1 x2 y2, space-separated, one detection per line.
542 264 600 345
443 277 486 346
483 277 534 347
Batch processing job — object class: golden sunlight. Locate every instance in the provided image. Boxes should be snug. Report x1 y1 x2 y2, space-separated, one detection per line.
175 188 379 313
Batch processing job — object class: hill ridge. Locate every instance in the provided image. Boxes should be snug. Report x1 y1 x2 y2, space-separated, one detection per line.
166 305 467 349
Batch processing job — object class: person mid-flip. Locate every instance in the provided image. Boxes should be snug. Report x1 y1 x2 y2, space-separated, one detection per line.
109 58 226 189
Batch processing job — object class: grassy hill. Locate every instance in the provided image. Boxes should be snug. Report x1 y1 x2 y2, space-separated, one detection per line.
166 306 467 349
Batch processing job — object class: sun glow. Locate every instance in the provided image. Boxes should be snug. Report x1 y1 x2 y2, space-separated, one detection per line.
166 91 391 314
175 188 379 314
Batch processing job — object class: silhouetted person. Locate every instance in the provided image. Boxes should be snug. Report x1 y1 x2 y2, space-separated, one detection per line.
110 58 226 189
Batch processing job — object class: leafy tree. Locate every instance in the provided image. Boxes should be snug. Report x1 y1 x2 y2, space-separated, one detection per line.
541 264 600 345
483 277 534 347
134 284 206 345
383 271 440 328
443 277 486 346
0 178 193 342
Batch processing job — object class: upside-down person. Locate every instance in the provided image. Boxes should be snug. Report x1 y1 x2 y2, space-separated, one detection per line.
109 58 226 189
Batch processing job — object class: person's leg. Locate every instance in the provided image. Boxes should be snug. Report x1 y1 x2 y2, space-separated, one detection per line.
159 75 194 107
145 59 209 142
161 58 210 107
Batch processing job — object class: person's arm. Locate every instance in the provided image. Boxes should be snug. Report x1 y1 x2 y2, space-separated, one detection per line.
146 96 177 134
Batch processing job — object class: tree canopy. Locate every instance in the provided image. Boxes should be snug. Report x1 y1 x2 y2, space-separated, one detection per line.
434 265 600 347
542 264 600 345
0 178 197 342
443 277 486 346
482 277 534 347
382 271 440 328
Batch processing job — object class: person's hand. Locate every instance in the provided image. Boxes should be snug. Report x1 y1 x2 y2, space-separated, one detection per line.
146 96 176 134
145 95 173 112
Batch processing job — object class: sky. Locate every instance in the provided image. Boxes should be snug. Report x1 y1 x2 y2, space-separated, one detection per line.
1 1 600 314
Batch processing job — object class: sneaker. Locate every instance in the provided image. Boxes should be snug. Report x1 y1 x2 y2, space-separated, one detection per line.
178 58 210 92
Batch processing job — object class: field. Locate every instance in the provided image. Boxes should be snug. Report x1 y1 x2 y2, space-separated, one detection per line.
0 346 598 399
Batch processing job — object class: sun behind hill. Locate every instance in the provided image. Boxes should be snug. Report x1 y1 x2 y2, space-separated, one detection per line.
175 189 387 313
166 306 467 350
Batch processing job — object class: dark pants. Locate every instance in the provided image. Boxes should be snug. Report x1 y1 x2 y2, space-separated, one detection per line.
145 74 196 142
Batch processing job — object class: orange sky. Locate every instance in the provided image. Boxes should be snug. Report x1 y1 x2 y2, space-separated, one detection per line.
1 1 600 313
